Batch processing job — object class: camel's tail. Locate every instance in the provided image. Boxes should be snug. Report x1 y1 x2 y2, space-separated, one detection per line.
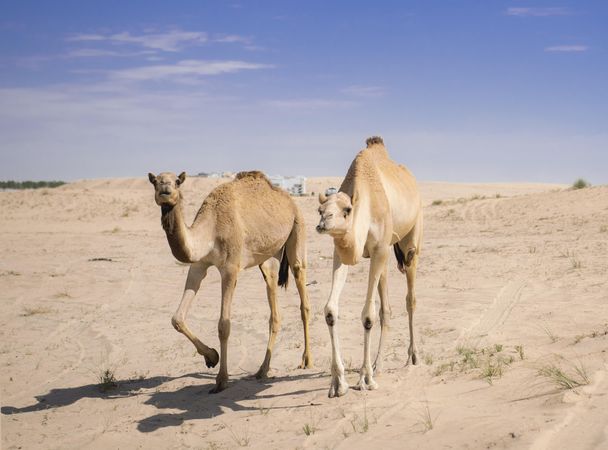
278 246 289 288
393 243 407 274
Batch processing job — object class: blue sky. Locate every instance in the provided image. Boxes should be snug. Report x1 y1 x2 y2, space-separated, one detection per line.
1 1 606 183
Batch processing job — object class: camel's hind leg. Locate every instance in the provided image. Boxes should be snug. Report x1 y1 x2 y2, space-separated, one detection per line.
373 264 390 374
171 263 219 369
256 256 282 379
285 216 313 369
398 214 423 365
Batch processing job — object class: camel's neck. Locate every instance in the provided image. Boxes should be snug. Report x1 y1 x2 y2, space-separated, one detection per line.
333 231 360 265
160 200 213 264
333 189 369 265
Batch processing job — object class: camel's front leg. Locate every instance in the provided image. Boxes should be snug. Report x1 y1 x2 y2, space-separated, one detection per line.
356 249 388 391
373 265 390 374
171 263 219 369
210 266 238 394
325 250 349 397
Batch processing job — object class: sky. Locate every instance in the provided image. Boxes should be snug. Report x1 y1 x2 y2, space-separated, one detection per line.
0 1 606 183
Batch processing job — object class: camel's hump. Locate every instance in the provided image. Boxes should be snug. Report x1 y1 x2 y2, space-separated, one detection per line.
365 136 384 147
235 170 268 181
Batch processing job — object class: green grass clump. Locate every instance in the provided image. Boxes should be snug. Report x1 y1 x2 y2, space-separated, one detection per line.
0 180 66 190
572 178 590 190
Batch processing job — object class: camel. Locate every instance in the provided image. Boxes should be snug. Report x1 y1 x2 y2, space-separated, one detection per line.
148 170 313 393
316 136 423 397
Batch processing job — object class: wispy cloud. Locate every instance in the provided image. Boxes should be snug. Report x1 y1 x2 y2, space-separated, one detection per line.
213 34 252 45
341 85 386 98
506 7 571 17
65 48 155 58
263 98 356 110
109 59 273 82
67 30 208 52
544 45 588 52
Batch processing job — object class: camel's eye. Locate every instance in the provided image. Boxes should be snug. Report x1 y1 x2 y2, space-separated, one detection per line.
343 207 352 216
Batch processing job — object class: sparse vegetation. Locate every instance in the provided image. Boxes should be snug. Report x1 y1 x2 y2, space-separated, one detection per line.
434 344 515 383
303 405 319 436
224 422 250 447
0 270 21 276
572 178 590 190
350 398 373 433
600 225 608 233
537 361 590 390
303 423 316 436
515 345 525 360
98 368 118 392
432 199 443 206
21 306 53 317
573 326 608 344
415 401 436 433
0 180 66 190
257 401 270 416
541 325 559 343
53 287 73 299
570 257 582 269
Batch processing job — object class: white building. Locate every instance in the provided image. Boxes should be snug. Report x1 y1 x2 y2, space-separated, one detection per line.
268 175 306 196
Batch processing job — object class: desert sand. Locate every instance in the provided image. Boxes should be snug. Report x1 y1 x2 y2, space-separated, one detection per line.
1 176 607 449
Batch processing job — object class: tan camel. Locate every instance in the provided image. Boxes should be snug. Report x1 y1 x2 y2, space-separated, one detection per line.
148 170 313 393
316 136 423 397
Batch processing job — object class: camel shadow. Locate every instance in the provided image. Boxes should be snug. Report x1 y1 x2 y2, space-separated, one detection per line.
0 372 203 415
137 370 327 432
1 370 327 433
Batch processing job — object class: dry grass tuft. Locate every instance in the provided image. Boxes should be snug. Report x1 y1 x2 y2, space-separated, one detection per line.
537 361 590 391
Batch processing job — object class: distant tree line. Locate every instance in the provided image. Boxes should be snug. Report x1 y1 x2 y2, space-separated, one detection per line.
0 180 66 189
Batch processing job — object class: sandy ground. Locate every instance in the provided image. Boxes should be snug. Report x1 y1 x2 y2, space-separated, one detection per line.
1 176 607 449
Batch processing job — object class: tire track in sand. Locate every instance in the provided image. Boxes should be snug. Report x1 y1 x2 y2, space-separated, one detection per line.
457 279 526 347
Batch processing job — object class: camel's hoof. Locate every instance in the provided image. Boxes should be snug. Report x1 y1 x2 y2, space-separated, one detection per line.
354 381 378 391
209 381 228 394
298 354 313 369
408 353 418 366
255 368 268 380
328 378 349 398
204 348 220 368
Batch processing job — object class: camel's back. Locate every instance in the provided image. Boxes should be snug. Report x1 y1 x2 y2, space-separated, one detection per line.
198 171 297 244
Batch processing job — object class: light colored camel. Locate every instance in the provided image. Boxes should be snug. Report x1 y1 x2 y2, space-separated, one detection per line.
148 170 313 393
316 136 423 397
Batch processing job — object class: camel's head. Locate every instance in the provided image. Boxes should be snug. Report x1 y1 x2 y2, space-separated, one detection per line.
148 171 186 206
316 189 353 236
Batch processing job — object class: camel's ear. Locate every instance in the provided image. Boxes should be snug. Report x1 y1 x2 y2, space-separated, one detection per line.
318 192 327 204
148 173 157 185
177 172 186 186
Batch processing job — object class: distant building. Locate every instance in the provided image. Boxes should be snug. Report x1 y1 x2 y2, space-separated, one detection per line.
196 171 230 178
268 175 306 196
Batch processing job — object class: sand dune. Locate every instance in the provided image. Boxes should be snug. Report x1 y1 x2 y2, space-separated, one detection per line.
1 177 607 449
